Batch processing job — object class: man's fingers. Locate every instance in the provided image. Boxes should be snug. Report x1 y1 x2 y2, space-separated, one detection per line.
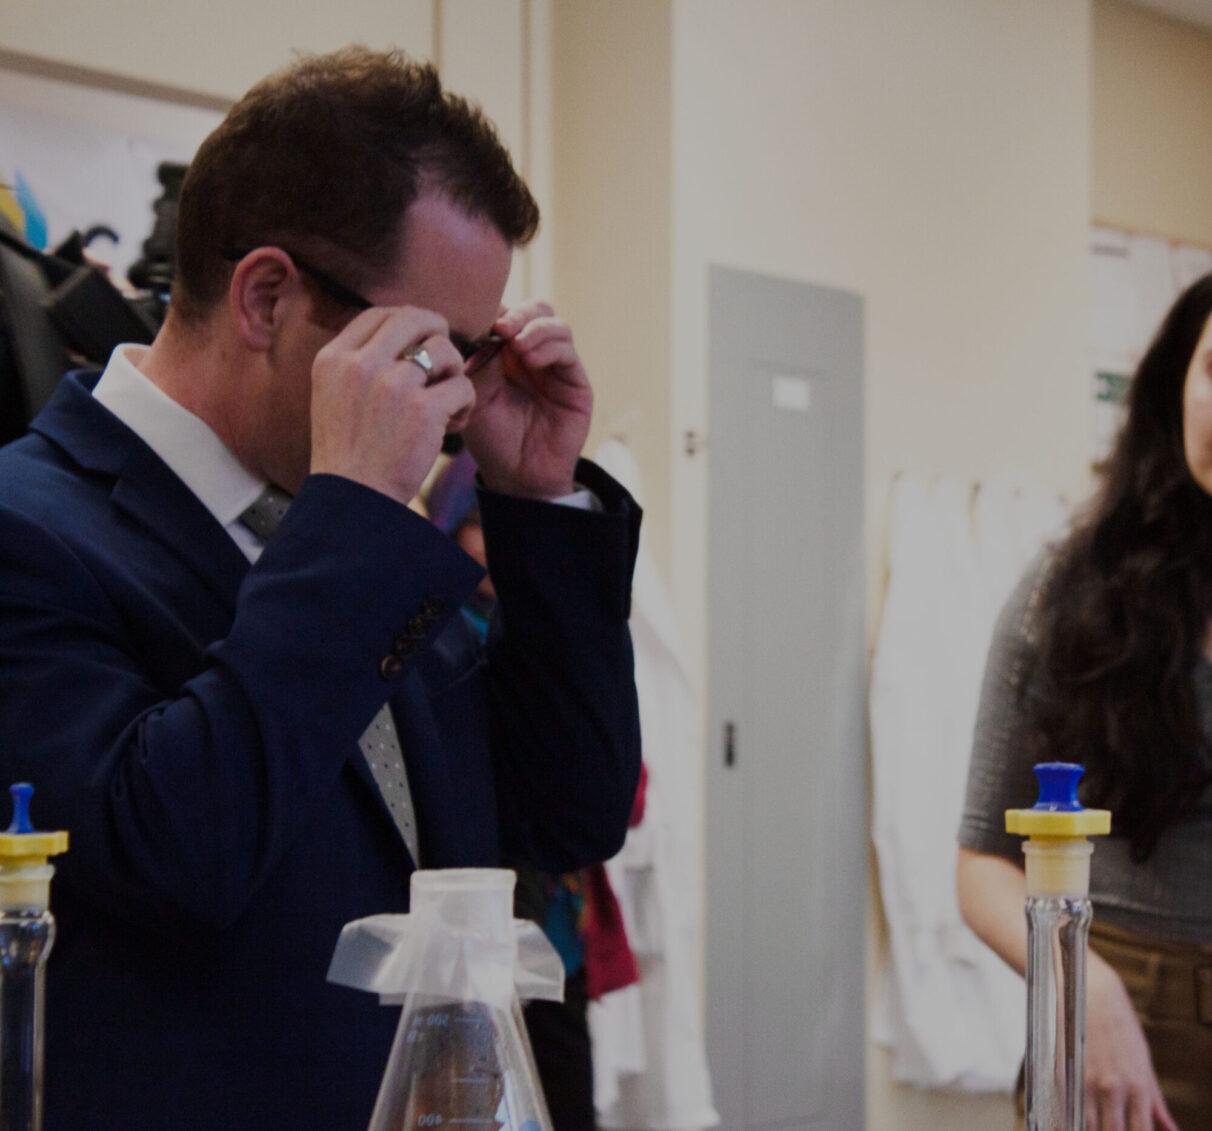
506 316 572 352
508 337 579 377
337 306 451 367
324 305 396 350
317 321 463 408
402 336 464 387
493 299 554 338
423 371 476 431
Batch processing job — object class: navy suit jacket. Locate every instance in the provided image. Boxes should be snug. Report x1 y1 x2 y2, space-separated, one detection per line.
0 371 642 1130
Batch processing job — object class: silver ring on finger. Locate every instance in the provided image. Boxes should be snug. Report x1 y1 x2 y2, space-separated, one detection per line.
402 344 435 381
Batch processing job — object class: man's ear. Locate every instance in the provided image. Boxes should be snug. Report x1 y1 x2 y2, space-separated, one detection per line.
228 248 299 350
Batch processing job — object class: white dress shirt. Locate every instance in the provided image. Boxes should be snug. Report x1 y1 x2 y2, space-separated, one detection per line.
92 344 268 562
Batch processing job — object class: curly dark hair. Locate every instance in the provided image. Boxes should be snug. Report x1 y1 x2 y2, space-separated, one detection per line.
172 45 539 325
1029 273 1212 859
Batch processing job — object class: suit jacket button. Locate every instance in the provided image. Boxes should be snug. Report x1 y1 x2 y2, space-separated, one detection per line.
393 636 418 657
379 655 403 680
422 596 446 617
407 613 428 636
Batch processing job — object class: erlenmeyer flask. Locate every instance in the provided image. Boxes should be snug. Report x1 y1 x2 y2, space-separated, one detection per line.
329 868 563 1131
369 991 548 1131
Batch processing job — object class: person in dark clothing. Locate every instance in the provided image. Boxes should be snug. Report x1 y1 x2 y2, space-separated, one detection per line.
0 46 641 1131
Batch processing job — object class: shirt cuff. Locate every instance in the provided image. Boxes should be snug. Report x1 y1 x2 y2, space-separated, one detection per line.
548 486 602 512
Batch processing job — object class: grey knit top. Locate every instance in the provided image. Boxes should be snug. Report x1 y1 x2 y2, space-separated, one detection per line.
957 553 1212 943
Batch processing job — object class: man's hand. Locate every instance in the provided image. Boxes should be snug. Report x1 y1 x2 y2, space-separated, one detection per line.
1085 955 1178 1131
461 301 593 499
310 307 474 505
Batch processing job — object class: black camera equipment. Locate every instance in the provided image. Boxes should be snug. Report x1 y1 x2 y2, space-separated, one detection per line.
0 162 186 445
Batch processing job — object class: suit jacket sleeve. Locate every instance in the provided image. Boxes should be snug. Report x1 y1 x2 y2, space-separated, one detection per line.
0 471 491 932
477 458 643 873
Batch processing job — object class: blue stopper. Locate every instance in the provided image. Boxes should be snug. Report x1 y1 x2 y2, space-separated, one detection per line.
5 783 36 835
1031 762 1085 812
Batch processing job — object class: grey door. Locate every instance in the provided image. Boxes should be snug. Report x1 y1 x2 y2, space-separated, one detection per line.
705 266 865 1130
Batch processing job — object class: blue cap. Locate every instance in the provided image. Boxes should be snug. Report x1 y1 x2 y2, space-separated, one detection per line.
1006 762 1109 838
5 783 36 835
0 783 68 859
1031 762 1085 812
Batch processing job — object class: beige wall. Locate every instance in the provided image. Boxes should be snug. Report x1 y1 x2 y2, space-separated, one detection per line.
549 0 673 575
0 0 433 103
668 2 1090 1129
1094 0 1212 245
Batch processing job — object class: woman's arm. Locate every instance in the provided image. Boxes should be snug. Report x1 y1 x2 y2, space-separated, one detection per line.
956 845 1028 973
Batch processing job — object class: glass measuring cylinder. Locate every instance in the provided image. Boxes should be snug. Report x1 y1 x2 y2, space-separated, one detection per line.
1006 763 1109 1131
0 906 54 1131
0 784 68 1131
1023 889 1093 1131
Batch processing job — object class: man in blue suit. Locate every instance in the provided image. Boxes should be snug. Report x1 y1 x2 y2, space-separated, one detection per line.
0 47 641 1129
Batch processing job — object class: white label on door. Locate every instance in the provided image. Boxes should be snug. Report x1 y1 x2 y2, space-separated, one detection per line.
771 374 811 413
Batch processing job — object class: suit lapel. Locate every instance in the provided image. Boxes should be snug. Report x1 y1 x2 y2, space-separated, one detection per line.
109 444 248 610
32 371 249 612
35 373 446 865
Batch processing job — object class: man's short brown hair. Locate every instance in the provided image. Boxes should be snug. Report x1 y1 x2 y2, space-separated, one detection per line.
173 46 540 324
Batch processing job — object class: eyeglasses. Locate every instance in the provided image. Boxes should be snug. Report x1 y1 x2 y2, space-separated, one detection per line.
221 246 505 367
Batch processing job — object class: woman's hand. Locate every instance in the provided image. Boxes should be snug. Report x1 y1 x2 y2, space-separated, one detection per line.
1085 954 1178 1131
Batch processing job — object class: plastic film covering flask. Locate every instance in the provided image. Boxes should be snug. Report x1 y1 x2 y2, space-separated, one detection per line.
1005 763 1110 1131
328 868 565 1131
0 785 67 1131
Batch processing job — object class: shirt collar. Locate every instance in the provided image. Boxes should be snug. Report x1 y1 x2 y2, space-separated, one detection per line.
92 344 265 527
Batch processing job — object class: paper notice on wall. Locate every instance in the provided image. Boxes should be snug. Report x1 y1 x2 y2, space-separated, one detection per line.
1089 227 1137 361
1088 226 1212 465
1174 244 1212 291
1089 228 1138 464
1129 233 1179 348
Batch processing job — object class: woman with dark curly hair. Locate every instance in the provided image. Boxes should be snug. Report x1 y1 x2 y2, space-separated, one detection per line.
957 273 1212 1131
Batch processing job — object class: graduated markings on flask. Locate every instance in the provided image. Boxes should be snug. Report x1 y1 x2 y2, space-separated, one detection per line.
406 1011 457 1042
415 1116 497 1126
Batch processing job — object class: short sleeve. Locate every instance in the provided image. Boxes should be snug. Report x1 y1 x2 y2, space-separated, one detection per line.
957 550 1053 862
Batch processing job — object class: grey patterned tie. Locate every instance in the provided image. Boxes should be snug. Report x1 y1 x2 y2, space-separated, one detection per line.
238 487 422 865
